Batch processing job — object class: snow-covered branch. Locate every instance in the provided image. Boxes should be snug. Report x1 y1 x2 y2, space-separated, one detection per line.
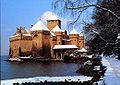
68 8 88 26
65 4 120 20
91 29 107 44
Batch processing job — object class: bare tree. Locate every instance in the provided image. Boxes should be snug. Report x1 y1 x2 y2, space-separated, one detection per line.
52 0 120 54
52 0 120 24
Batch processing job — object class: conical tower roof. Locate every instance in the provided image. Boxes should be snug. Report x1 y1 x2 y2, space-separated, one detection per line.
51 25 62 32
69 29 78 34
30 20 49 31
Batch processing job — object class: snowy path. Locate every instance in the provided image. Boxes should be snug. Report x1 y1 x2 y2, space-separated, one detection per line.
106 57 120 78
102 57 120 85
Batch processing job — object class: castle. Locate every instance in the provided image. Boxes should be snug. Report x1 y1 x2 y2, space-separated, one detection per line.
9 17 84 60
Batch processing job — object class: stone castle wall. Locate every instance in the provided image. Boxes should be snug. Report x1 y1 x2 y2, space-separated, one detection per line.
55 32 62 45
47 20 61 31
9 19 84 58
42 31 51 58
9 35 32 57
69 34 79 47
79 36 84 49
31 31 43 57
20 40 32 56
10 40 20 57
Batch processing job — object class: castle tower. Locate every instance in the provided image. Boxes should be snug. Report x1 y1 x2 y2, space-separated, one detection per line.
30 20 51 58
9 27 32 57
47 19 61 31
62 30 70 45
50 25 62 59
79 32 84 49
51 25 63 45
69 29 79 47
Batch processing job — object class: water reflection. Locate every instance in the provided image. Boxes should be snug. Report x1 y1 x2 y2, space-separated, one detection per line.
1 55 81 80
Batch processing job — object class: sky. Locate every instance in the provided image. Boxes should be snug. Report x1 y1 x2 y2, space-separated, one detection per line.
1 0 93 55
1 0 53 55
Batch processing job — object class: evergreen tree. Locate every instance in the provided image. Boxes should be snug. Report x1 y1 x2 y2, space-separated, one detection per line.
90 0 120 54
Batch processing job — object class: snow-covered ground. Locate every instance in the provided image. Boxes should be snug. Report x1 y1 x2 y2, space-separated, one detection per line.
102 56 120 85
1 76 92 85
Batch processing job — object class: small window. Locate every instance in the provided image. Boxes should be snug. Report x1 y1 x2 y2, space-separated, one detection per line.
36 43 37 46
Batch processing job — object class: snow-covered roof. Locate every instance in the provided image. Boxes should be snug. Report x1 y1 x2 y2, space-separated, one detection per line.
62 39 70 41
47 16 60 20
10 27 32 38
77 48 87 52
30 20 49 31
79 32 84 36
10 34 31 38
22 34 31 36
50 32 56 36
53 45 78 49
51 25 62 32
69 29 79 34
45 12 60 20
10 34 20 38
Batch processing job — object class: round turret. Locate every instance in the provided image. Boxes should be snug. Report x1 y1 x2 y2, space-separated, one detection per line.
9 27 32 57
51 25 63 45
79 32 84 49
69 29 79 47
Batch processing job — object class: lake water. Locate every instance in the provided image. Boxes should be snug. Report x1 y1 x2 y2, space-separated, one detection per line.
1 55 81 80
